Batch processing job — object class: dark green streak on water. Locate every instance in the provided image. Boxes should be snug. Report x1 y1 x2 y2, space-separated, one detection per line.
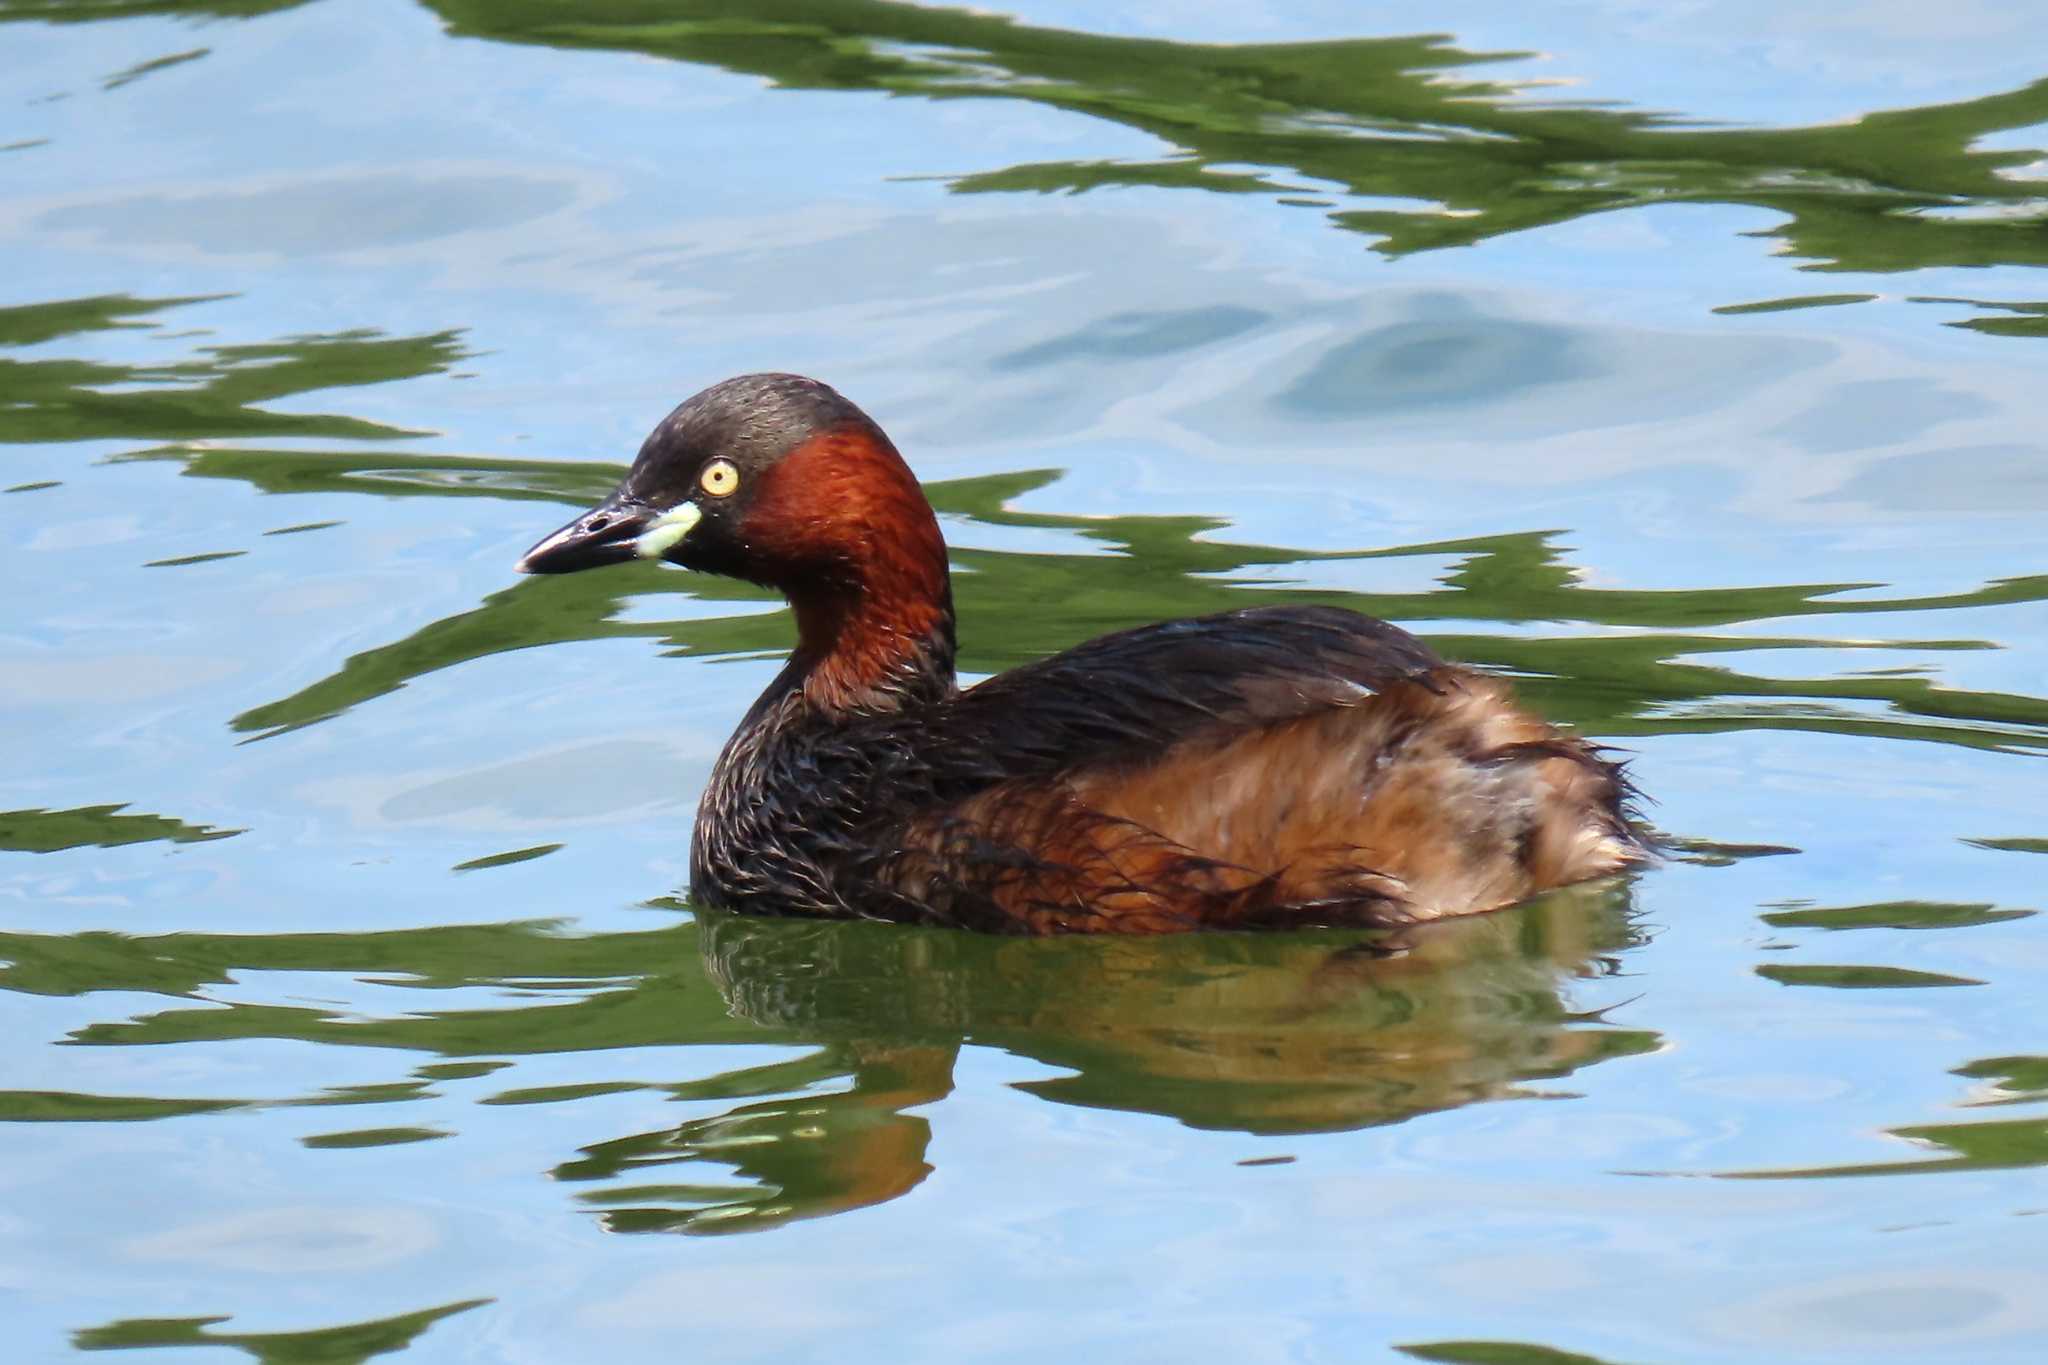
0 804 241 853
72 1299 490 1364
102 46 208 90
1736 1117 2048 1181
1967 837 2048 855
1399 1342 1634 1365
1760 901 2036 932
0 0 305 22
452 843 565 872
1955 1056 2048 1106
301 1125 449 1149
0 294 461 444
1913 296 2048 339
1755 964 1984 990
1713 294 1878 315
145 550 247 567
0 1091 241 1121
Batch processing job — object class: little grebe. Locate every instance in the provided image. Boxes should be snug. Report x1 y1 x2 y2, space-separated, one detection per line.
520 374 1645 934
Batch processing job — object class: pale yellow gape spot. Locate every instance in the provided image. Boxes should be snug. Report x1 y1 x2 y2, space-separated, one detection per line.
633 502 702 560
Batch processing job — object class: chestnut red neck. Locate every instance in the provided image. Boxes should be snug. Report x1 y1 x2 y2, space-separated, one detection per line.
743 425 957 715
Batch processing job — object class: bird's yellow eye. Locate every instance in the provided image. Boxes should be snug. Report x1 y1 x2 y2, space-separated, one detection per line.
699 459 740 498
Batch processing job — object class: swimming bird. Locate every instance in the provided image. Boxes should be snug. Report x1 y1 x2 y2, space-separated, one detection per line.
519 374 1645 934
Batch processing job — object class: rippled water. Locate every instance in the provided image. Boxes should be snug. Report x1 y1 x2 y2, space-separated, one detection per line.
5 2 2047 1361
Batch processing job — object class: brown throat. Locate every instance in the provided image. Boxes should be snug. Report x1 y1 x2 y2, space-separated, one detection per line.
745 425 956 714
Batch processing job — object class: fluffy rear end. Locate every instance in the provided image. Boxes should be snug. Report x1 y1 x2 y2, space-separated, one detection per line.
1072 668 1644 924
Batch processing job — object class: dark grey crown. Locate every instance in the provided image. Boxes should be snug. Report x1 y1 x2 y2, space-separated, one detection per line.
623 373 872 503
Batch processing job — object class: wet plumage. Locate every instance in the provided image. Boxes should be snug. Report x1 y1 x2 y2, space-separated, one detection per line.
520 373 1646 934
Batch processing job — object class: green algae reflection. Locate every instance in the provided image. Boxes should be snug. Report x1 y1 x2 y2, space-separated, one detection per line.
0 293 462 445
72 1299 490 1365
128 441 2048 756
422 0 2048 291
9 1 2048 320
0 803 241 853
0 885 1652 1233
1398 1342 1634 1365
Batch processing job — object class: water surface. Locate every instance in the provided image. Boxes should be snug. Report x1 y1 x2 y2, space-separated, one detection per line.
4 2 2047 1361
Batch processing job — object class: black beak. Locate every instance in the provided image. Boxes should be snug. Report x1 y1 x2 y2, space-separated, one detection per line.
517 491 657 574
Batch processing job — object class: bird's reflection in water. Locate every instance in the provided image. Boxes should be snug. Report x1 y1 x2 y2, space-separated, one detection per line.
560 883 1654 1233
